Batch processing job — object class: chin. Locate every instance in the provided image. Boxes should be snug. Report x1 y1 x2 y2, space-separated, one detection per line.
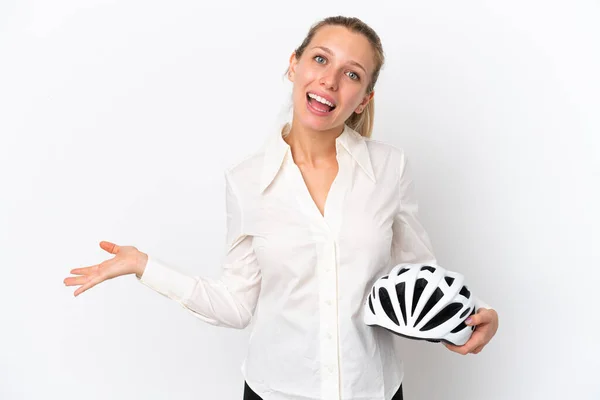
292 109 340 132
299 117 332 132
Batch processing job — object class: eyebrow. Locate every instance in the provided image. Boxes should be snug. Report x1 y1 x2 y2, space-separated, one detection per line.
310 45 367 74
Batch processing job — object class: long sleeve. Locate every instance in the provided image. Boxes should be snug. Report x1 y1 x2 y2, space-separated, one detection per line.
136 170 262 328
390 151 437 267
391 152 491 311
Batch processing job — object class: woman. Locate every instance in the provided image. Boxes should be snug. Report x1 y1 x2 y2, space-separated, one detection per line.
64 16 499 400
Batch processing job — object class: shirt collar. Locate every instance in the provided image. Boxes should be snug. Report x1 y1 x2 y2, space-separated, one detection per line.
259 122 376 193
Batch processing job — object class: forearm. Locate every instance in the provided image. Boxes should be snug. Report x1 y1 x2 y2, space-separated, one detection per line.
137 254 261 329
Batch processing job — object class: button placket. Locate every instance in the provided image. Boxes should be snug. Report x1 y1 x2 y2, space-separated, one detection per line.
317 235 340 399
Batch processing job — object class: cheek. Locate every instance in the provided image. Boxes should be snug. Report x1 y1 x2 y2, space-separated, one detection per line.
293 62 321 85
292 87 307 110
354 91 370 108
341 90 364 111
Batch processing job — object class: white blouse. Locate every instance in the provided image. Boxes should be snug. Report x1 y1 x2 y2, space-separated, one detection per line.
137 122 490 400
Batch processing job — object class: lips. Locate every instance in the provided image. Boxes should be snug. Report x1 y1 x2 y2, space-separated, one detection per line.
306 91 337 114
306 93 335 114
307 91 337 107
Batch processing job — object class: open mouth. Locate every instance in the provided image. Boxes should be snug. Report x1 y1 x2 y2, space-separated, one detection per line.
306 92 336 113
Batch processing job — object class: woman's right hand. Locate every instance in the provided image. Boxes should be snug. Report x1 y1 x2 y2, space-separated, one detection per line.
64 241 148 297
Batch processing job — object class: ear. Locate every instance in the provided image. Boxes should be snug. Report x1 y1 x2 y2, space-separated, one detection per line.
355 91 375 114
288 51 298 82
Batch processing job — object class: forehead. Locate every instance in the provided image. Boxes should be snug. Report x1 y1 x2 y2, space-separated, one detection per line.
308 25 375 71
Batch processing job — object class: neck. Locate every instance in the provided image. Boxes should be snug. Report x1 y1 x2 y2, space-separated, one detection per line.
284 121 344 167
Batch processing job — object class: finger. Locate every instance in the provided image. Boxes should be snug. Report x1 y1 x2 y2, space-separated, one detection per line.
443 342 460 352
443 335 482 355
69 265 99 276
100 241 120 254
472 344 485 354
74 276 103 297
466 310 490 326
64 276 89 286
465 338 486 354
443 342 470 355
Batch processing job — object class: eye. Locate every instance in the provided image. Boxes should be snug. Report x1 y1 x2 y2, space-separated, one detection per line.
314 55 326 64
313 54 360 81
347 71 360 81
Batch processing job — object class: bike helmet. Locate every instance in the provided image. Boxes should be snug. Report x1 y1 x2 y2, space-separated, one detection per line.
363 263 477 346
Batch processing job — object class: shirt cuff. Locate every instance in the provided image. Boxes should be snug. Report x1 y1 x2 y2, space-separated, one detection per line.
137 255 197 302
474 296 493 311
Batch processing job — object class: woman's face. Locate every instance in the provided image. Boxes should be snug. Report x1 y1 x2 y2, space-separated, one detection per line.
288 25 376 133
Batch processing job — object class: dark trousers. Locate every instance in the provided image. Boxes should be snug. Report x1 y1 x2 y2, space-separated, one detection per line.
243 381 403 400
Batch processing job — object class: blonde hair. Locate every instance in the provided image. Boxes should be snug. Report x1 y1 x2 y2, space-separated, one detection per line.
284 16 385 138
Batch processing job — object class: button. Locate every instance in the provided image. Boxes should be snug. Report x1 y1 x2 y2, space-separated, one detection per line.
325 299 332 306
326 332 332 339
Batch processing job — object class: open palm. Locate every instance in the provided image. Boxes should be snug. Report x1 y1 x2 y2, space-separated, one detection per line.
63 241 147 297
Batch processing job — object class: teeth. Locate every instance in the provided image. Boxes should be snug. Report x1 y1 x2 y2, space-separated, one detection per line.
308 93 335 108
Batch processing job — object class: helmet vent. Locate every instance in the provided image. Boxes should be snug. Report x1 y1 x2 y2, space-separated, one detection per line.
444 276 455 286
411 278 428 316
379 287 399 325
460 286 471 299
460 307 472 319
415 287 444 326
420 302 462 331
451 320 468 333
395 282 407 325
420 265 436 273
451 307 477 333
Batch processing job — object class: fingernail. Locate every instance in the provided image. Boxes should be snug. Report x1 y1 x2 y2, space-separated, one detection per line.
465 318 472 325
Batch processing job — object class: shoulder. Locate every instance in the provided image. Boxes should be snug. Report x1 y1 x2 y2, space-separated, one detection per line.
365 137 406 157
223 145 265 195
363 136 409 177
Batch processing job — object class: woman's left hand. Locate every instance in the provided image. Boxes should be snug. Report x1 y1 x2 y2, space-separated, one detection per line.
443 308 499 355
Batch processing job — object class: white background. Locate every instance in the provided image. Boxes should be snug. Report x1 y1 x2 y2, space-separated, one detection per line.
1 1 599 399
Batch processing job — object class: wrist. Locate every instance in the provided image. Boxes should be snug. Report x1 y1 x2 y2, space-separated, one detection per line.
135 251 148 278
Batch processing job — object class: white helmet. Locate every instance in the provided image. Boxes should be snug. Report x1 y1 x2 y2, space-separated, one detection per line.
364 263 476 346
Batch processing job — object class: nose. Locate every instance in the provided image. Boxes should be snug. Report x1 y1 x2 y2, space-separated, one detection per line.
319 71 339 91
